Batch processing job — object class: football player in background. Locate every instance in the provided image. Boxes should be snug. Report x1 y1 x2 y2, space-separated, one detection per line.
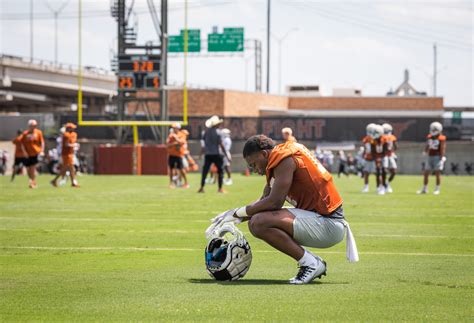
281 127 297 143
167 123 189 189
11 129 27 182
371 125 388 195
361 123 376 193
51 123 80 188
221 128 233 185
417 122 446 195
382 123 398 193
181 129 199 173
20 119 44 188
209 135 358 284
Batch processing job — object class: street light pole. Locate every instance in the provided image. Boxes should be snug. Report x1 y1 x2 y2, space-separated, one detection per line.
30 0 34 60
54 11 58 64
45 0 70 65
273 28 298 94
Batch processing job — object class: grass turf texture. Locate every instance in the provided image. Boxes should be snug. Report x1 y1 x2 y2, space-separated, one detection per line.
0 174 473 321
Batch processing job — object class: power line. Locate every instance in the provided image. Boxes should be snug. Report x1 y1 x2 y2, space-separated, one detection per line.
0 1 234 20
283 2 472 52
309 4 472 47
331 2 473 36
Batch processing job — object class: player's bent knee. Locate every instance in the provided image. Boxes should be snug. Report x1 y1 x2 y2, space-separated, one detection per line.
248 213 267 238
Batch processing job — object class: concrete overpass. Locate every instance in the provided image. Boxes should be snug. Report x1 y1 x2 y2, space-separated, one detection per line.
0 54 117 113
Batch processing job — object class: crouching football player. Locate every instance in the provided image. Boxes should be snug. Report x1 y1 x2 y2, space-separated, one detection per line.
210 135 358 284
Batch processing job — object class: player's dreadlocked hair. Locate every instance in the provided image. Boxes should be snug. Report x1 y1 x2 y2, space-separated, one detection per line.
243 135 275 158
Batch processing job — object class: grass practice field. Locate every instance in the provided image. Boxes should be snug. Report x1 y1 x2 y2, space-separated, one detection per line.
0 174 473 321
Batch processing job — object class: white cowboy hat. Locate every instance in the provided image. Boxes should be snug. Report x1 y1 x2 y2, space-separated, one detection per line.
205 115 223 128
221 128 231 135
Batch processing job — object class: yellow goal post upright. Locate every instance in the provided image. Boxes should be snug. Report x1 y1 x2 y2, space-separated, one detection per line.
77 0 189 174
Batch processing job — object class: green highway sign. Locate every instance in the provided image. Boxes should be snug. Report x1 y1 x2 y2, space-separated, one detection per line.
168 29 201 53
208 27 244 52
452 111 462 124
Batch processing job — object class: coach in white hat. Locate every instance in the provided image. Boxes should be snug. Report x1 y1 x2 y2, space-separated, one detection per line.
199 115 230 193
205 115 223 128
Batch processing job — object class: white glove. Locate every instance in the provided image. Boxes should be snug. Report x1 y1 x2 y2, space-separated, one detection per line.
205 209 241 239
439 156 447 170
210 208 241 225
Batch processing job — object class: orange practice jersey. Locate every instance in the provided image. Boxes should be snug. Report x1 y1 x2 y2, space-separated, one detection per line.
385 134 397 156
12 135 27 158
427 134 446 156
371 135 388 159
265 142 343 215
167 131 186 157
362 136 373 161
62 132 77 156
20 129 44 157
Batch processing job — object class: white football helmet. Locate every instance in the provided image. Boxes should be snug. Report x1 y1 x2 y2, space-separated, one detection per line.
382 123 393 135
205 222 252 281
366 123 376 137
373 124 384 139
430 122 443 136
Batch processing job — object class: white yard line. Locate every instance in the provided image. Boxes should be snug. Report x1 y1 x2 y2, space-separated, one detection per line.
1 217 472 228
1 246 473 257
0 217 209 223
0 228 472 239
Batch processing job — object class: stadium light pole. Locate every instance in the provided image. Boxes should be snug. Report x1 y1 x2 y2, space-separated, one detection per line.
273 27 298 95
45 0 70 65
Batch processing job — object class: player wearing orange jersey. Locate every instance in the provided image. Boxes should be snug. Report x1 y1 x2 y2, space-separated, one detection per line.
11 129 27 182
382 123 398 193
167 123 189 189
207 135 358 284
370 125 388 195
20 120 44 188
361 123 376 193
417 122 446 195
281 127 297 143
51 123 79 188
181 129 199 172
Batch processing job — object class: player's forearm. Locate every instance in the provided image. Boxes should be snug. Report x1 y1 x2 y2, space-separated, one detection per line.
244 195 285 217
440 143 446 157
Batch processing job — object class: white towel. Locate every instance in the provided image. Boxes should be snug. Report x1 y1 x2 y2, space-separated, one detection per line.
343 221 359 262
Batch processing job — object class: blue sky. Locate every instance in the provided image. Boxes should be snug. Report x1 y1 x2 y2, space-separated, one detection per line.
0 0 472 105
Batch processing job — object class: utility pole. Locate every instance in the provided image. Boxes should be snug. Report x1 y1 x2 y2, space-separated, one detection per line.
160 0 168 144
266 0 271 93
117 0 126 143
433 43 437 97
30 0 33 60
45 0 70 65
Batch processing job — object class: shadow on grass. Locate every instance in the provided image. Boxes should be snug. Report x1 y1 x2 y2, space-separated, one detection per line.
188 278 350 285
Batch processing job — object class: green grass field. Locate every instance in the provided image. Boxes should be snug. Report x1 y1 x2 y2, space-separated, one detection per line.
1 174 473 321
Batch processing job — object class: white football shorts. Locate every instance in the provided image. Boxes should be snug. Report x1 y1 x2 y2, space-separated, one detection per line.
383 156 397 169
363 160 376 174
288 208 345 248
427 156 443 171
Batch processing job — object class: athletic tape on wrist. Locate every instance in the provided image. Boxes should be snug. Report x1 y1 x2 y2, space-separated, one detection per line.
235 207 248 218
